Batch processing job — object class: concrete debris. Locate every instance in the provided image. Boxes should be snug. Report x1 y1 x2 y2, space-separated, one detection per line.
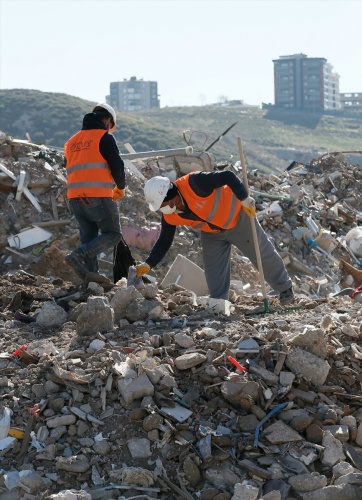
1 131 362 498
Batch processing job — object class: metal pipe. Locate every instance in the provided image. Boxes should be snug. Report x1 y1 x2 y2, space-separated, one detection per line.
121 146 193 160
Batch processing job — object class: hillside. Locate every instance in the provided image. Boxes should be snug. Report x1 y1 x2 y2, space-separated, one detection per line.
1 89 362 174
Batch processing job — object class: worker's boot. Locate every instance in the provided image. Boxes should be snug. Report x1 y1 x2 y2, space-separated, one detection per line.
65 252 88 278
279 287 295 305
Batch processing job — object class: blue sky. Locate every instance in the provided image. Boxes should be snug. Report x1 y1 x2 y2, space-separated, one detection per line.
1 0 361 107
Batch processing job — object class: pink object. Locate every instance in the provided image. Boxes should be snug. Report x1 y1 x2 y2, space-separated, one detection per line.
122 226 161 252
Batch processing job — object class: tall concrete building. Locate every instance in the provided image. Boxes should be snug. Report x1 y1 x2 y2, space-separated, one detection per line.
107 76 160 112
340 93 362 111
273 54 341 111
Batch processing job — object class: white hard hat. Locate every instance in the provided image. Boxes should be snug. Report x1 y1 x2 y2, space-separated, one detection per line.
93 103 117 132
144 176 172 211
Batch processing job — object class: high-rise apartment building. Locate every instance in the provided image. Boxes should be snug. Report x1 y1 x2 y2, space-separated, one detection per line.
340 93 362 112
107 76 160 112
273 54 341 111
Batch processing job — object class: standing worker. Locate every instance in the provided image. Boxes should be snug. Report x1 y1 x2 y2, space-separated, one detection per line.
64 103 130 278
135 171 294 304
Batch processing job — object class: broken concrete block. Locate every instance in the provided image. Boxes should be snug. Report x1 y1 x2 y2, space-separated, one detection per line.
323 424 349 443
174 332 195 348
76 296 114 336
302 483 361 500
279 371 295 386
332 461 355 478
334 472 362 485
262 420 303 445
204 462 243 489
231 483 259 500
237 414 259 432
117 372 154 405
289 326 327 358
321 430 346 466
127 437 152 458
279 408 314 432
110 286 142 323
288 472 327 492
354 422 362 446
36 300 67 328
248 365 279 385
174 352 207 370
125 297 164 322
221 380 259 410
285 347 330 386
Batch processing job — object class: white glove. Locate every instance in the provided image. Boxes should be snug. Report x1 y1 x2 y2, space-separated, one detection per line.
242 196 255 209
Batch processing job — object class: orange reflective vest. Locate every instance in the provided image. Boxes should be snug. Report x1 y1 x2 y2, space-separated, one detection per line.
64 129 114 199
163 173 243 233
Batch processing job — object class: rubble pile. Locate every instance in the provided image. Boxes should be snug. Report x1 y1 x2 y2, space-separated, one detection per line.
0 131 362 499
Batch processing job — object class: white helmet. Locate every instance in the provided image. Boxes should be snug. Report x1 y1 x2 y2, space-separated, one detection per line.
93 103 117 132
144 176 171 211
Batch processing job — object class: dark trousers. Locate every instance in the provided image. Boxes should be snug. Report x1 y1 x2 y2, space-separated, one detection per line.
201 210 292 299
69 197 122 273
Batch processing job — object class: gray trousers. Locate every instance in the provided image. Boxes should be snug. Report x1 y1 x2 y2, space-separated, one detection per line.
200 210 292 299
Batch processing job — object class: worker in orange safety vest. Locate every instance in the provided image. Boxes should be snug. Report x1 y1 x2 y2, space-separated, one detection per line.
136 171 294 304
64 103 132 279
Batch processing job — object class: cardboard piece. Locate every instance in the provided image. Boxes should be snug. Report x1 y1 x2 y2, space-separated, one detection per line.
161 254 208 296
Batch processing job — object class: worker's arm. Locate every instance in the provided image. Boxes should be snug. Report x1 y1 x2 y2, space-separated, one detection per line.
189 171 249 200
145 217 176 268
99 133 125 189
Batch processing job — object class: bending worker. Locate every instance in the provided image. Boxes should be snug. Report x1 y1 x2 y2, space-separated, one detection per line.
64 103 129 278
135 171 294 304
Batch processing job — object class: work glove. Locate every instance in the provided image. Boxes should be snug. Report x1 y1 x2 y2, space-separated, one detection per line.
135 262 150 278
112 186 125 201
242 196 256 218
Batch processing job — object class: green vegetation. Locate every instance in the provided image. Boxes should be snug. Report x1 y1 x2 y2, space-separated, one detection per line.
1 89 361 174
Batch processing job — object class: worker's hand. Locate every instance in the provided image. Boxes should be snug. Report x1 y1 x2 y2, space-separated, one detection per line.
113 186 125 201
135 262 150 278
242 196 255 209
242 196 256 218
243 206 256 218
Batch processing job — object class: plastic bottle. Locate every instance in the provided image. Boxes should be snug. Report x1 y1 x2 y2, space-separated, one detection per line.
305 217 320 237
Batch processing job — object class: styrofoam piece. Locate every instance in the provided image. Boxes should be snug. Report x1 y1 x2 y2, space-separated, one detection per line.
7 226 53 250
23 186 42 212
161 254 208 295
15 170 26 201
123 143 147 180
207 298 231 315
0 162 42 211
44 161 67 184
0 162 17 180
124 159 146 180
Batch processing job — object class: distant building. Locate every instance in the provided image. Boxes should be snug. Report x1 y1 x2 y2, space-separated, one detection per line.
340 92 362 111
107 76 160 112
273 53 341 112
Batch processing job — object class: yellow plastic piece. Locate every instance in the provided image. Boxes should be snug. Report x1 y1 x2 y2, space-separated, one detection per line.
9 427 24 439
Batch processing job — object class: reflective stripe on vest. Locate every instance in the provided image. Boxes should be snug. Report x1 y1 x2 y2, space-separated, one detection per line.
164 173 242 233
64 129 114 199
